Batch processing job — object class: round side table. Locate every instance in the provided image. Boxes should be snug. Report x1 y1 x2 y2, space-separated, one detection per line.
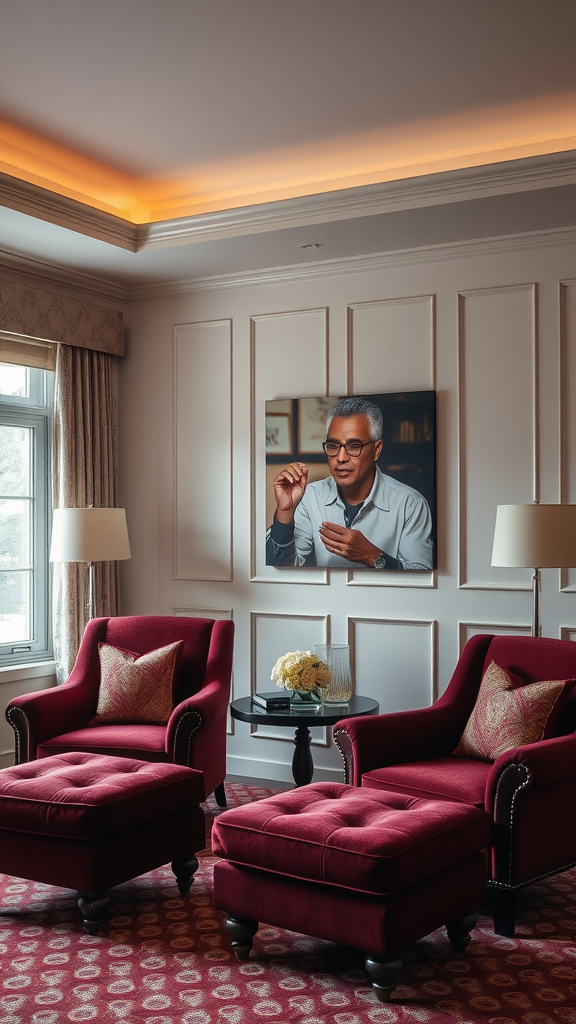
230 695 379 787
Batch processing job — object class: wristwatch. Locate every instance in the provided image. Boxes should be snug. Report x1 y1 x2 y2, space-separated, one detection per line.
372 552 387 569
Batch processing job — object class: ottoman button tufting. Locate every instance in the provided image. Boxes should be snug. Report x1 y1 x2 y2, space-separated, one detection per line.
212 781 490 1003
0 752 207 933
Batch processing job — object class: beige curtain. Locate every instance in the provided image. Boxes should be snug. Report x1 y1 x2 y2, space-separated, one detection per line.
52 344 120 681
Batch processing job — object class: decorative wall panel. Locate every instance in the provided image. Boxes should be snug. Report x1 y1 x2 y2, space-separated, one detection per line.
250 612 328 745
561 281 576 591
174 320 232 580
349 617 436 710
251 309 328 582
346 295 435 588
459 285 536 589
459 621 532 652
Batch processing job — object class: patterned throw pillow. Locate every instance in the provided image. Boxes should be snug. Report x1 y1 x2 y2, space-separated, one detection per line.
92 641 184 724
453 660 575 761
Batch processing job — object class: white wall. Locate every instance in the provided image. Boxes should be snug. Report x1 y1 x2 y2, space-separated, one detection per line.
120 231 576 784
0 663 56 768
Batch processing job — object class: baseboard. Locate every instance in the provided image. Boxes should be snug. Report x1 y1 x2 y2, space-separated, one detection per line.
225 754 344 786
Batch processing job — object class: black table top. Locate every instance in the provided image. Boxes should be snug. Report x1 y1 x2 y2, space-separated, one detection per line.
230 694 379 728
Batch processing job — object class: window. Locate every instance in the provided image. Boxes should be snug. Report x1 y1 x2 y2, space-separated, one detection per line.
0 361 53 665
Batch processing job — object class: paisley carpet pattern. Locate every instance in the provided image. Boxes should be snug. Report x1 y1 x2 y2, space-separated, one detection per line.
0 782 575 1024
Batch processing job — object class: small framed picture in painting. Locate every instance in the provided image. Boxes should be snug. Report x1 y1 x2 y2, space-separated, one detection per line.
298 397 334 454
266 412 292 455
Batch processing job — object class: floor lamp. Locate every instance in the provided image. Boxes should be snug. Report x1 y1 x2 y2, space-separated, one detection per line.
491 503 576 637
50 507 131 620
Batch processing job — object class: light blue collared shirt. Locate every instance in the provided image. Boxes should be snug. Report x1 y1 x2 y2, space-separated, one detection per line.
266 467 433 570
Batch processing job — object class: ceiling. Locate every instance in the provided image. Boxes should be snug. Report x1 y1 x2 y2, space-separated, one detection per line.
1 0 576 297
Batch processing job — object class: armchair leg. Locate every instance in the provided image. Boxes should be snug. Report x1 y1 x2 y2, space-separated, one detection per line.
214 782 227 807
492 888 516 937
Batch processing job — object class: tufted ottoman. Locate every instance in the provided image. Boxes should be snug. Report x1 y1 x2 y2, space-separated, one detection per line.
0 751 206 933
212 782 490 1002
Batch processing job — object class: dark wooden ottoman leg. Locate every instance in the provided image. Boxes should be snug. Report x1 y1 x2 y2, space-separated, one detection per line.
171 855 199 894
225 916 259 960
77 893 111 935
446 910 477 952
365 956 402 1002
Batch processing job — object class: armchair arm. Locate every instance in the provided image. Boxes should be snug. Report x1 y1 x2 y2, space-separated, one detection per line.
486 733 576 887
486 732 576 819
333 702 464 786
5 680 98 764
166 679 230 795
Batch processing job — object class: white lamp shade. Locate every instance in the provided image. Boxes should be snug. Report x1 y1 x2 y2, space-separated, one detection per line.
50 508 131 563
491 504 576 568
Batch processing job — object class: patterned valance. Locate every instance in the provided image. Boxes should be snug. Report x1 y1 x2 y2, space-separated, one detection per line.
0 279 124 356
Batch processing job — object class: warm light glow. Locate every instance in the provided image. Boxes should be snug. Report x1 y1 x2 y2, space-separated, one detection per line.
2 91 576 224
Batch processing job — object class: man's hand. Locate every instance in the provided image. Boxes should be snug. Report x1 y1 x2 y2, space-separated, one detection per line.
319 521 381 566
273 463 309 524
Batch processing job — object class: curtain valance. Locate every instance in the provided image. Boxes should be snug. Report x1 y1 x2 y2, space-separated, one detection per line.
0 280 124 357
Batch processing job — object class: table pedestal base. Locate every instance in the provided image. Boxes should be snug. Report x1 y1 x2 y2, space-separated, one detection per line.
292 726 313 786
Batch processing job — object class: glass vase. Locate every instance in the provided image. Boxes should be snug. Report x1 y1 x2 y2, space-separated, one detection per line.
290 685 324 708
315 644 353 705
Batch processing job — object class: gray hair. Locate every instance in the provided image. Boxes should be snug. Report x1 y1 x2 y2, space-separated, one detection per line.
326 397 383 442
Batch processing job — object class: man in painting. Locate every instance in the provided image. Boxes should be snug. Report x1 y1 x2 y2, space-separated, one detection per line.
266 396 433 570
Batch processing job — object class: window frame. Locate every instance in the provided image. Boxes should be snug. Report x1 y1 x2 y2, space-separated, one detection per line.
0 366 53 667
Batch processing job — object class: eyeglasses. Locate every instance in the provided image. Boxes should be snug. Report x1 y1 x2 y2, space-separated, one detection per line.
322 439 377 457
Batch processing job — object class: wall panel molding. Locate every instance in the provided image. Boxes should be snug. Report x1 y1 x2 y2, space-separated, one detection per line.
250 308 329 584
347 294 436 589
560 279 576 591
349 616 436 707
459 621 532 652
250 611 329 746
458 284 537 590
174 320 232 581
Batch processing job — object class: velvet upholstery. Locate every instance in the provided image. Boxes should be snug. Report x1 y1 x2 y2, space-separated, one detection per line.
212 782 490 895
333 633 576 935
213 855 487 960
0 751 205 838
5 615 235 802
212 782 489 974
0 753 206 902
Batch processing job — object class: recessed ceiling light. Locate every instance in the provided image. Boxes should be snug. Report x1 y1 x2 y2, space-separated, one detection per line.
298 242 322 250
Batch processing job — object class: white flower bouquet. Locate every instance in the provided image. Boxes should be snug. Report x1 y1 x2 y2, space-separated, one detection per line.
271 649 331 703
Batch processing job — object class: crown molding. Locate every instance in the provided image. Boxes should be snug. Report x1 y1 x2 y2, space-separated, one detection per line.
126 224 576 300
0 250 127 305
0 173 137 251
2 150 576 253
2 221 576 308
136 150 576 251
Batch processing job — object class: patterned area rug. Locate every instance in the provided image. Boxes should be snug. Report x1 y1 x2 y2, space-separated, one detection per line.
0 781 575 1024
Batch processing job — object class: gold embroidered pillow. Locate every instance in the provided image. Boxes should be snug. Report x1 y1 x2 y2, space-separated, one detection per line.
453 660 574 762
92 641 184 724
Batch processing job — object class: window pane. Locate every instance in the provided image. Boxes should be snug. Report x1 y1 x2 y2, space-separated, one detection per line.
0 363 29 398
0 499 31 568
0 425 31 496
0 570 31 643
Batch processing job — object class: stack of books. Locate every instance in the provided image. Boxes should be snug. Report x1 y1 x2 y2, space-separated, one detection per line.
252 690 291 710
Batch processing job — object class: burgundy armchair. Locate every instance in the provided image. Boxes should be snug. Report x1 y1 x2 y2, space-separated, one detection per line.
5 615 234 807
333 634 576 936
